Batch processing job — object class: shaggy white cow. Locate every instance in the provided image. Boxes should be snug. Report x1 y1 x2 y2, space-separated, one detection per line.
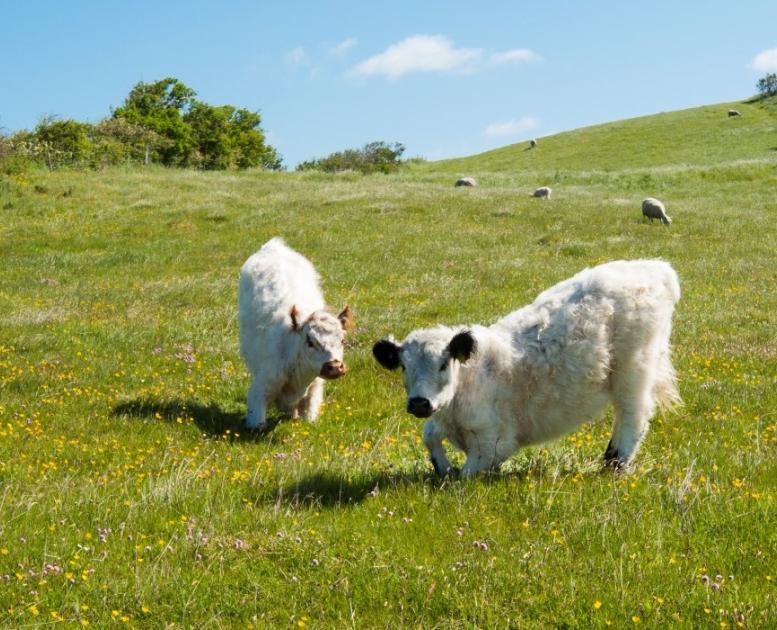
373 260 680 477
239 238 353 430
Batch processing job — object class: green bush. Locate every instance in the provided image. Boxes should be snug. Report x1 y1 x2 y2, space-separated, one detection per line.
91 118 170 167
33 117 93 168
297 141 405 174
1 117 172 171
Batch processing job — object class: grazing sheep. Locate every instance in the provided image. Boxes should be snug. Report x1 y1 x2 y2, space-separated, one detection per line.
373 260 681 477
529 139 537 148
239 238 353 430
641 197 672 225
530 186 552 199
727 109 741 117
455 177 477 187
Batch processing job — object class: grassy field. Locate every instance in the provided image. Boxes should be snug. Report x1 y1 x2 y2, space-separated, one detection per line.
1 97 776 628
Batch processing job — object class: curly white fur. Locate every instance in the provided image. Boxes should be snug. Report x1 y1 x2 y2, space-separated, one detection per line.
374 260 681 476
239 238 352 430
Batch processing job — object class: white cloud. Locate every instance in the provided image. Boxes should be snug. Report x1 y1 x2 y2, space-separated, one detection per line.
350 35 482 79
485 116 539 137
285 46 308 66
330 37 357 56
490 48 541 65
751 46 777 71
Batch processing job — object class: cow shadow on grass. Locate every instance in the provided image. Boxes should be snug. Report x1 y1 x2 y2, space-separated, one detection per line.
261 460 610 510
257 453 615 509
112 397 282 442
260 468 438 509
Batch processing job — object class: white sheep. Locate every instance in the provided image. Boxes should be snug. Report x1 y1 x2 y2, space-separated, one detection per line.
239 238 353 430
642 197 672 225
531 186 552 199
373 260 681 477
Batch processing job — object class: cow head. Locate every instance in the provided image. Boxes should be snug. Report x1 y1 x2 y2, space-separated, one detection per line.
290 305 353 380
373 327 476 418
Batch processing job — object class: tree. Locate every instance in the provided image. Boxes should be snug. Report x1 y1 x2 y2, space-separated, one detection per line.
112 77 282 170
112 77 197 166
229 108 283 170
185 101 235 169
756 73 777 98
297 141 405 174
184 102 283 170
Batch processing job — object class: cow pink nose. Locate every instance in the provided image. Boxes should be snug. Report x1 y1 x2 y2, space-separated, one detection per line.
321 360 347 379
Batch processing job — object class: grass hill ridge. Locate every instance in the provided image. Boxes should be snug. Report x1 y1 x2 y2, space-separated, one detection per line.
417 96 777 176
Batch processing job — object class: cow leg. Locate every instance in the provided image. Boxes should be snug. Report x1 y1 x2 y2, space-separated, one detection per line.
297 378 324 421
245 378 267 430
461 451 500 478
606 357 658 468
460 429 503 478
423 420 455 477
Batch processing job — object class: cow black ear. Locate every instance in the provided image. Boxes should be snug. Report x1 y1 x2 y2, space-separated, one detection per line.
372 339 401 371
448 330 476 363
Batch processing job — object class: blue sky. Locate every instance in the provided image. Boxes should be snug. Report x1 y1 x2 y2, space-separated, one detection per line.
2 1 777 167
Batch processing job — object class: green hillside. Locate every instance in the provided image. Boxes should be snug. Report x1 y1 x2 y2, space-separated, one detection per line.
415 97 777 176
0 98 775 627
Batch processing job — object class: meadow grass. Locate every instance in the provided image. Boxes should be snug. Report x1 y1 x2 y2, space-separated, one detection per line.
0 98 776 628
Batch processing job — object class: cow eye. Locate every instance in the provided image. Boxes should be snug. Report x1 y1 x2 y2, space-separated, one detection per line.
439 360 448 372
305 336 315 349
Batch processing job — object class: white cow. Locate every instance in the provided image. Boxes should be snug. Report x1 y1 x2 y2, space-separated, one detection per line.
239 238 353 430
373 260 680 477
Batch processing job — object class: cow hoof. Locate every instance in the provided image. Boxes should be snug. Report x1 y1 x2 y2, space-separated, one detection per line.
431 460 458 478
603 440 625 469
604 457 627 471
